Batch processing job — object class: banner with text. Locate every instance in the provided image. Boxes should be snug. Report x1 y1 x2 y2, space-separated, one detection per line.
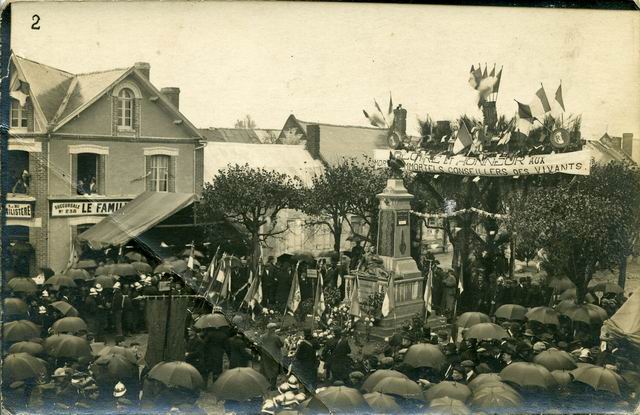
374 149 591 176
50 200 129 217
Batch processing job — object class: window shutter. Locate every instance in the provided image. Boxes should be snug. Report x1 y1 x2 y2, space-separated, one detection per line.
98 155 106 194
26 99 34 132
168 156 176 192
145 156 152 191
71 154 78 194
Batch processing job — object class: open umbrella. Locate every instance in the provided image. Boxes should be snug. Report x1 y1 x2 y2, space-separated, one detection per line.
547 276 575 292
425 381 471 403
467 373 503 391
52 317 88 335
44 334 92 360
362 369 409 392
499 362 556 389
560 303 608 325
559 288 596 303
50 300 80 317
550 370 573 386
94 275 115 289
92 353 139 382
154 263 174 274
125 252 145 262
98 345 138 363
113 263 137 277
7 277 38 294
3 353 48 383
171 259 188 274
572 365 626 396
372 377 424 401
289 251 316 265
465 323 509 341
472 381 518 396
403 343 446 371
75 259 97 269
533 349 577 371
181 248 205 258
44 274 77 289
307 386 369 413
470 386 522 409
457 312 491 329
131 261 152 274
525 306 560 326
591 282 624 295
65 268 92 282
9 341 46 356
211 367 267 400
4 320 41 342
149 361 204 391
494 304 528 321
429 397 471 415
363 392 401 413
94 266 111 276
194 313 229 329
4 298 29 318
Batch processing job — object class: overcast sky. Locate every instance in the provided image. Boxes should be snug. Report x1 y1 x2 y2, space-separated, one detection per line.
11 1 640 138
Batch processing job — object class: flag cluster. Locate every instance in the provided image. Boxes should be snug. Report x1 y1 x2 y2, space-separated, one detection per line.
515 83 565 135
468 64 503 107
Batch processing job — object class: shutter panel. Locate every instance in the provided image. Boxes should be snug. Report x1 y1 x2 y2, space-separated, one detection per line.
98 155 106 194
145 156 152 191
168 156 176 192
71 154 78 194
26 99 34 132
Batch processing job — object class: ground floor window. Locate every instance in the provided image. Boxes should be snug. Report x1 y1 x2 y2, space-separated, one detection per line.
6 225 32 276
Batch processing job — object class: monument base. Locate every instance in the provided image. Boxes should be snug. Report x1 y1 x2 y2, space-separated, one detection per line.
381 256 421 280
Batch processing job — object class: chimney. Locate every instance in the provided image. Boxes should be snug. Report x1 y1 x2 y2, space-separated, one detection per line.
306 124 321 159
161 87 180 109
393 106 407 136
622 133 633 158
134 62 150 80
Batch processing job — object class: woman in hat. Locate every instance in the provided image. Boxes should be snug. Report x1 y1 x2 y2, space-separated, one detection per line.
259 323 284 388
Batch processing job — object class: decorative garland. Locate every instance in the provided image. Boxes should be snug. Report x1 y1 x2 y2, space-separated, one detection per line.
410 207 508 220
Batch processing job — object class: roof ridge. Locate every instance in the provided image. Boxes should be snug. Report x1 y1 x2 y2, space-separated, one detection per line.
14 54 75 76
76 67 131 76
295 118 387 131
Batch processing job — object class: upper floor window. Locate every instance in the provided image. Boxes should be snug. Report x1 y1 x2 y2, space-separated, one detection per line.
149 155 170 192
10 99 28 129
116 88 134 129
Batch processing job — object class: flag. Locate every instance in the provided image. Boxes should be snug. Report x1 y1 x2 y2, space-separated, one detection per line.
313 273 326 317
530 86 552 120
458 273 464 294
63 241 80 273
220 260 232 299
492 67 503 94
516 101 534 120
286 264 302 314
187 243 195 270
381 273 395 318
471 66 483 90
489 64 495 77
243 270 262 307
555 83 565 111
424 265 434 313
452 121 473 154
349 276 361 317
482 64 488 78
468 65 478 89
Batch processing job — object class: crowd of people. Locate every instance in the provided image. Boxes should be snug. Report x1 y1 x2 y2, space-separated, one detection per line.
3 247 639 414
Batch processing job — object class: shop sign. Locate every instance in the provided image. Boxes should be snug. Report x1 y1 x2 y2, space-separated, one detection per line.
5 202 34 219
51 200 129 217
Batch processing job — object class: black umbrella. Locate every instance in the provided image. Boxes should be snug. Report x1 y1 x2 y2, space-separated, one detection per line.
7 278 38 294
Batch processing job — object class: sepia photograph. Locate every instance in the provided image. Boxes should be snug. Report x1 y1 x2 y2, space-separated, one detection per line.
1 1 640 414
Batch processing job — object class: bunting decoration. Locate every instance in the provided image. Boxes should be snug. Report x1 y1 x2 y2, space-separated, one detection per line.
410 207 509 220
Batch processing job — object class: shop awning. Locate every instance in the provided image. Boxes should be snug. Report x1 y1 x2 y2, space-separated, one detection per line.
77 192 196 249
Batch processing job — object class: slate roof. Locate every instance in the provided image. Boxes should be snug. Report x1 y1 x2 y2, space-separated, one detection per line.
199 128 280 144
203 142 324 186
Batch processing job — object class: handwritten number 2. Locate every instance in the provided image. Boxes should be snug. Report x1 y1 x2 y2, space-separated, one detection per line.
31 14 40 30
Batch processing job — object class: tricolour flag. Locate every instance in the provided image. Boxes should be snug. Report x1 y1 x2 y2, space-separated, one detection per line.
243 270 263 307
530 85 552 120
555 83 565 112
187 243 195 270
381 273 395 318
516 101 534 120
349 276 361 317
220 259 232 299
492 67 503 94
313 273 326 317
424 265 434 313
286 263 302 315
452 121 473 154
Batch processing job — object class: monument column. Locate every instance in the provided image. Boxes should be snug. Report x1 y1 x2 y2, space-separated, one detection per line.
376 177 421 279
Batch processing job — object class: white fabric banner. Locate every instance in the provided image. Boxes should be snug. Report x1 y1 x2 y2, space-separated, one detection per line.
374 149 591 176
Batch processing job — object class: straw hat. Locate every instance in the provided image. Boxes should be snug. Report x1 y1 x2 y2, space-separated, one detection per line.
113 381 127 398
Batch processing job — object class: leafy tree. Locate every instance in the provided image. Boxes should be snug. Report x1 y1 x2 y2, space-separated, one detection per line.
197 164 303 273
507 177 626 303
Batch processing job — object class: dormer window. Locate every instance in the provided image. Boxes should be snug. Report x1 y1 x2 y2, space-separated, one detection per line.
116 88 134 129
10 99 28 129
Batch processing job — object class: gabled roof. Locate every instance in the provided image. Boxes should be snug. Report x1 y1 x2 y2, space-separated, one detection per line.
11 54 201 138
279 114 389 165
203 142 324 186
586 135 634 164
199 128 280 144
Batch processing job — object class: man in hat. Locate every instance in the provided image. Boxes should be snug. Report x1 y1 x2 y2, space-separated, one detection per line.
460 360 477 384
113 381 135 410
52 367 77 409
259 323 284 387
111 281 124 342
226 329 253 368
94 284 109 342
328 328 352 383
203 322 229 386
293 329 319 391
